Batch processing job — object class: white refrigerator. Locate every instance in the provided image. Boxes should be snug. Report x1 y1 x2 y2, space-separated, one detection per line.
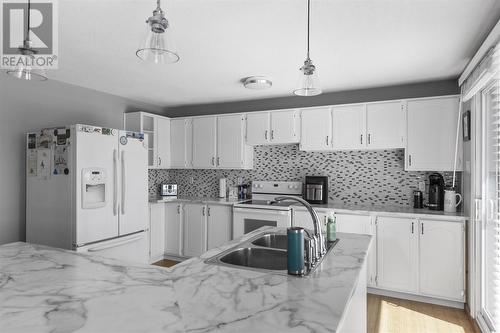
26 124 149 264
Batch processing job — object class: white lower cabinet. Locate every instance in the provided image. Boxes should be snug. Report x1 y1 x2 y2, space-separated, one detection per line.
165 203 183 256
149 203 166 262
376 216 418 293
293 208 330 233
336 213 377 287
183 203 208 257
207 205 232 250
375 216 465 302
419 219 465 301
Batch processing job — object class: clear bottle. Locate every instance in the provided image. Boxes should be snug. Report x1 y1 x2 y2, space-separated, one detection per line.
327 213 337 242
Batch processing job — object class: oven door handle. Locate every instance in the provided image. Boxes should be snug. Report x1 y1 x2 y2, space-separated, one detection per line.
233 207 290 215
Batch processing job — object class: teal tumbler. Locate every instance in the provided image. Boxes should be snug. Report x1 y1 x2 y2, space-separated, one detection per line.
287 227 305 275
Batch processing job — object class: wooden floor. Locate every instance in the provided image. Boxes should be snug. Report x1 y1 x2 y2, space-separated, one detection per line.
149 262 479 332
152 259 179 268
368 294 480 333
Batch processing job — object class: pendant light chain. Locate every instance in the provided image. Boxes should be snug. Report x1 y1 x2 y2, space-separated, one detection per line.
26 0 31 42
306 0 310 60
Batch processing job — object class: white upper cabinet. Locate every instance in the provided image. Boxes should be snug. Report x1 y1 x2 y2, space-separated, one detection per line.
190 114 252 169
419 219 464 301
170 118 193 168
156 117 171 168
406 96 461 171
217 114 251 169
246 112 270 145
124 112 170 169
270 110 299 144
331 104 366 150
246 110 299 145
366 101 405 149
300 107 332 151
192 116 217 168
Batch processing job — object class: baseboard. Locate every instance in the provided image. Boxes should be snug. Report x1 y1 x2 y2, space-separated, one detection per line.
368 288 465 309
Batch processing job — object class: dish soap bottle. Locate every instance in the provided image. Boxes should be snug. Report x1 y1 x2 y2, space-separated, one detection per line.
327 213 337 242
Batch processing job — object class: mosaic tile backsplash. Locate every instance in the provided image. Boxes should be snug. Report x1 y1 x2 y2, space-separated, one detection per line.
149 145 460 207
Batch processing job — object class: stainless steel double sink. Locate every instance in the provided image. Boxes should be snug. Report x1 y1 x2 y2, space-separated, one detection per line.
205 231 338 276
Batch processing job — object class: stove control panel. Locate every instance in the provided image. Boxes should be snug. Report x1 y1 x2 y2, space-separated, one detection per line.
251 181 303 195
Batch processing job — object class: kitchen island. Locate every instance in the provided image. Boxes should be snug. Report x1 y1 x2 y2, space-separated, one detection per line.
0 228 371 332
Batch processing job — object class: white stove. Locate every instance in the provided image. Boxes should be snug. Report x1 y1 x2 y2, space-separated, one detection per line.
233 181 303 238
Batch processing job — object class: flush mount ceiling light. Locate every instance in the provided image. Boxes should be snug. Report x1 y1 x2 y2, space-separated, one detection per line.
136 0 179 64
243 76 273 90
6 0 48 81
293 0 321 97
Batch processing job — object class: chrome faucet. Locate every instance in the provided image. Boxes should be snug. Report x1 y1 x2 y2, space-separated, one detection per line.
273 196 327 262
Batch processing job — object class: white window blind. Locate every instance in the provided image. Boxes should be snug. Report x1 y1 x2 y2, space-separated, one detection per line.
482 45 500 331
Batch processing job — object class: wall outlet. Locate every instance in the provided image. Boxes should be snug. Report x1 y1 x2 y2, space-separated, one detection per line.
418 181 426 193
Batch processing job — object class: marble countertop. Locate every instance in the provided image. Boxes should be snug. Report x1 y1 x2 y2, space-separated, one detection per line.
149 195 247 205
151 195 468 220
0 228 372 332
291 203 468 220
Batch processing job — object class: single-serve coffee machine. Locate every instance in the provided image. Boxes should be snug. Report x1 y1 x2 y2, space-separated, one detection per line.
305 176 329 204
428 173 445 210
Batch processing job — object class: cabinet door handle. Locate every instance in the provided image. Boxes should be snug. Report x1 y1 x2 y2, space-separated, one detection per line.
158 157 162 166
211 157 215 166
177 205 180 214
408 154 412 166
421 222 424 235
208 207 211 216
360 134 363 145
326 136 329 146
271 130 274 140
368 134 371 145
265 130 268 140
217 157 220 166
411 222 414 234
202 206 206 216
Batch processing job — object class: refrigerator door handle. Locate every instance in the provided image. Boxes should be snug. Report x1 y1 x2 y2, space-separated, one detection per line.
121 151 126 215
113 149 118 216
87 234 143 252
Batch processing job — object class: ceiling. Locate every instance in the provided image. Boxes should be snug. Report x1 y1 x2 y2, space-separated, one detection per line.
48 0 500 107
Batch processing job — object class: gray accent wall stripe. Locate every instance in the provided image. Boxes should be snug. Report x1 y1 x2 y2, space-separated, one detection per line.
164 79 459 117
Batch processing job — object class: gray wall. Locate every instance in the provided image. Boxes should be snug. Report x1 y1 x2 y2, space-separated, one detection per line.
164 79 459 117
0 76 162 245
462 99 473 217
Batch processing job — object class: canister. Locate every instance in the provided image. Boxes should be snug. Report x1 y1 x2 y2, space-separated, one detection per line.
287 227 305 275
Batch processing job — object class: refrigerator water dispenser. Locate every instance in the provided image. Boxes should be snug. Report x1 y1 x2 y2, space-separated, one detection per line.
82 168 107 209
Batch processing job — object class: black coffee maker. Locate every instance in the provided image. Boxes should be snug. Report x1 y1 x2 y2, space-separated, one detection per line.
428 173 445 210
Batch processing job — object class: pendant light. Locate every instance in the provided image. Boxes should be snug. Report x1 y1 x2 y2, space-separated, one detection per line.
293 0 321 96
136 0 179 64
6 0 48 81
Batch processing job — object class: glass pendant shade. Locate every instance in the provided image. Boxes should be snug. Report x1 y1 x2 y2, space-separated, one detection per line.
6 48 47 81
294 59 321 96
136 4 179 64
